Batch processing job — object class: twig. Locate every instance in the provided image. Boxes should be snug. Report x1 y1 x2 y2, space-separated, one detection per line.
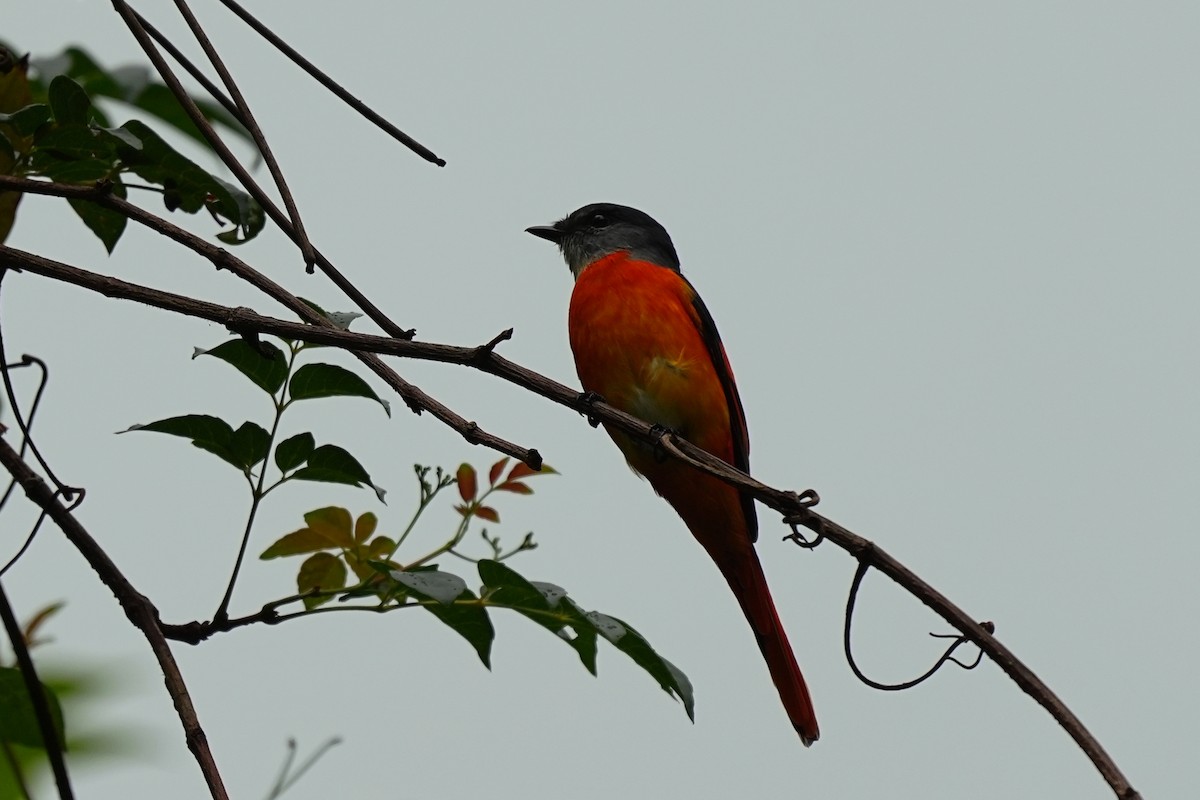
0 180 538 467
0 185 1141 799
215 0 446 167
0 436 230 800
112 0 413 338
170 0 317 271
0 354 49 512
0 579 74 799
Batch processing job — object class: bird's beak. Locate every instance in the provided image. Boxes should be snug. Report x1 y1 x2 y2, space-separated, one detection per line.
525 224 563 244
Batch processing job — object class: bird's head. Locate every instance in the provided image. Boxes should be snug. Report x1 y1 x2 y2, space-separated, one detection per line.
526 203 681 278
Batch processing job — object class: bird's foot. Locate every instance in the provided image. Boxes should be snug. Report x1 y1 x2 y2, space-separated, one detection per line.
578 390 605 428
648 423 679 463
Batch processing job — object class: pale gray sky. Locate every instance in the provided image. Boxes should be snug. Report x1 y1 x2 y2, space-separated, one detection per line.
6 2 1197 798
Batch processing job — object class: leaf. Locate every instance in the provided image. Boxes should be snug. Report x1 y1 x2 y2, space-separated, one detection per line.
392 569 493 667
47 75 92 124
274 432 314 472
587 612 695 721
302 506 354 548
0 105 50 138
354 512 377 543
67 177 127 253
0 666 65 748
21 602 64 650
473 506 499 524
488 457 509 486
120 414 243 470
288 363 389 416
494 481 533 495
478 560 598 674
231 421 270 469
260 527 337 559
367 536 395 558
33 123 116 160
297 553 347 609
291 445 385 503
456 463 477 502
509 462 556 481
195 338 288 395
115 119 264 242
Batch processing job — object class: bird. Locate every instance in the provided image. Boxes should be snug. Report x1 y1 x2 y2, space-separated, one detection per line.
527 203 819 745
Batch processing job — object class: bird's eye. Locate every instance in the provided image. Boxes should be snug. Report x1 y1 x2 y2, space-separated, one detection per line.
591 213 609 228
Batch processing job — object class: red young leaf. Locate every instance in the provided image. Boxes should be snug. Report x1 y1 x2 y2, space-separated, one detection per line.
456 463 477 502
454 503 470 518
474 506 500 523
488 457 510 486
495 481 533 495
507 462 538 481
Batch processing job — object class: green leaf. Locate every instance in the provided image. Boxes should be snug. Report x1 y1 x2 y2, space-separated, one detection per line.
195 338 288 395
47 75 92 124
231 421 270 468
288 363 389 416
274 431 314 472
68 177 127 253
31 47 252 149
0 666 65 748
0 103 51 137
297 552 347 609
392 569 493 668
478 561 597 674
29 152 112 182
587 612 695 721
120 414 243 470
115 119 264 243
34 123 116 160
291 444 386 503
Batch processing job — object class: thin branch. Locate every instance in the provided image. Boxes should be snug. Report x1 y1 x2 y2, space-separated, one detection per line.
112 0 413 337
0 580 74 800
0 436 230 800
170 0 317 271
215 0 446 167
0 179 538 467
0 182 1142 800
0 355 50 511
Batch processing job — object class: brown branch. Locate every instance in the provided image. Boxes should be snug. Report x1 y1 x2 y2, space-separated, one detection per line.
214 0 447 167
0 178 538 467
1 182 1141 800
112 0 413 337
0 436 230 800
0 580 74 799
170 0 317 271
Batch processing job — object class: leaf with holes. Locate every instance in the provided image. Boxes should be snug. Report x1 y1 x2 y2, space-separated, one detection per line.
392 569 494 667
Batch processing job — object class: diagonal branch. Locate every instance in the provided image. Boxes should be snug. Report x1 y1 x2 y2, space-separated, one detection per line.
0 185 1141 800
0 177 538 467
170 0 316 270
214 0 446 167
0 436 230 800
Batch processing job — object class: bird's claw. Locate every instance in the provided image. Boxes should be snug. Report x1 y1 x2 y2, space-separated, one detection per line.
578 390 605 428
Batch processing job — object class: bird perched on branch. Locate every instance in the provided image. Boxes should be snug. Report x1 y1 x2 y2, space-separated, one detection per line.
527 203 819 745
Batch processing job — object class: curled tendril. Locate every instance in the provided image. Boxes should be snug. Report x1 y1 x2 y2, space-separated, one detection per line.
844 560 987 691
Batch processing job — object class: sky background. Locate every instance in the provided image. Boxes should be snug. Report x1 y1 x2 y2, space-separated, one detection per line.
5 2 1198 798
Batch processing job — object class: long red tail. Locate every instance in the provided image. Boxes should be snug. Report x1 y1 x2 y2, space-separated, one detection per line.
718 548 820 746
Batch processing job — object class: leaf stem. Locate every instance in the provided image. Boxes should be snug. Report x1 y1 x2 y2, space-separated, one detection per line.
212 344 298 623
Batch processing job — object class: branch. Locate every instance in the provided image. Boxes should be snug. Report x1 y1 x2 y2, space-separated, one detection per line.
0 580 74 799
0 178 539 468
0 436 230 800
0 241 1141 799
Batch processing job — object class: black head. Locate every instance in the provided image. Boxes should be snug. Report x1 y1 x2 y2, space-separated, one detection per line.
526 203 681 277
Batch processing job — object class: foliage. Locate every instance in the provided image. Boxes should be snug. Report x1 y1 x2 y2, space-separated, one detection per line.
0 42 262 251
